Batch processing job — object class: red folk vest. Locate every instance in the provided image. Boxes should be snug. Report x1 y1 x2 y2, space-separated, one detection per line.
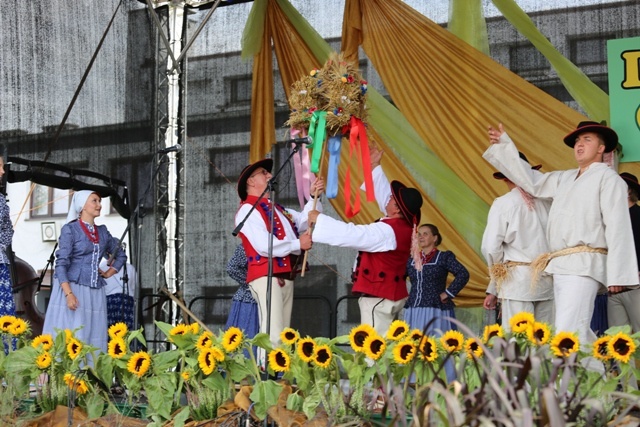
352 217 412 301
238 196 298 283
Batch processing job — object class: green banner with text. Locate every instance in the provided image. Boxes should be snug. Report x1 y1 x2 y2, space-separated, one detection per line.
608 36 640 162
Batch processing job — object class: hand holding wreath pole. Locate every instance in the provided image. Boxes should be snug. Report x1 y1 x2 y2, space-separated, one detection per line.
300 148 326 277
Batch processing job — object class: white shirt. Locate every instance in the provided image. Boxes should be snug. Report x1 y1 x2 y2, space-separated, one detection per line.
483 133 638 288
481 187 553 300
100 260 137 297
235 197 320 257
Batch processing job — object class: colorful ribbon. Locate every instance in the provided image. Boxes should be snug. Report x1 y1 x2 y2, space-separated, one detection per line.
344 117 375 218
326 135 342 199
290 128 314 208
307 111 327 174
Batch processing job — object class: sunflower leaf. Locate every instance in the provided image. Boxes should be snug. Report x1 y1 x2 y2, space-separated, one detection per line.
249 379 283 420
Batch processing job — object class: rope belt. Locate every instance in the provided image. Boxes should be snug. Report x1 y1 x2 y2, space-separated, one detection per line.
489 261 530 293
530 245 608 284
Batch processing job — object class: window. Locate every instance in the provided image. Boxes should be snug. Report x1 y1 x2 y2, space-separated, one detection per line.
570 35 612 66
509 43 549 74
227 75 252 105
30 185 71 218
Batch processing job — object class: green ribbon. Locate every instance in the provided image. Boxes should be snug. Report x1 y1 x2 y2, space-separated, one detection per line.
307 111 327 173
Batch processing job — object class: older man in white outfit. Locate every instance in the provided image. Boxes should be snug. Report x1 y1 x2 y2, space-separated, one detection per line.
483 121 638 345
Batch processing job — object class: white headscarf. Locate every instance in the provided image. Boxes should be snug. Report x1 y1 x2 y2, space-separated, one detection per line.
66 190 96 224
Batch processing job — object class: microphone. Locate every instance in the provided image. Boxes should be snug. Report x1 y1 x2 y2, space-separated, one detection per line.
283 136 312 146
158 144 182 154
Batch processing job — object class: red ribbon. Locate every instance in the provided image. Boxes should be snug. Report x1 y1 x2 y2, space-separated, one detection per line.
343 117 375 218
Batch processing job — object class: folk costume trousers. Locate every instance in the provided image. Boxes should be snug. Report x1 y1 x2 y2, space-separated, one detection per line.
501 298 554 332
553 274 599 345
359 296 407 336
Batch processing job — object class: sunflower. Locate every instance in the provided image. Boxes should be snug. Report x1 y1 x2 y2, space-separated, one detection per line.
64 329 73 342
67 338 82 360
31 334 54 351
280 327 300 345
509 312 535 334
196 331 214 351
363 334 386 361
108 322 128 339
482 324 504 347
127 351 152 377
440 330 464 353
268 348 291 373
181 370 191 381
550 331 580 357
189 323 200 335
108 338 127 359
169 324 190 338
222 327 244 353
8 317 28 335
526 322 551 346
349 324 376 353
297 337 316 362
0 315 15 332
386 320 410 341
409 328 424 343
392 339 417 364
419 336 438 362
210 346 225 362
464 338 483 360
198 348 217 375
313 345 332 368
607 332 637 364
35 351 52 369
592 336 611 361
63 373 89 395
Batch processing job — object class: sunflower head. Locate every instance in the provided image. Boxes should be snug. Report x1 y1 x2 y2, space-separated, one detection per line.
108 338 127 359
526 322 551 346
196 331 215 351
592 336 611 361
189 323 200 335
607 332 637 364
198 348 217 375
108 322 128 339
386 320 410 341
35 351 52 369
67 338 83 360
349 324 376 353
268 348 291 373
297 337 317 363
440 330 465 353
210 346 225 362
8 317 28 336
313 345 332 369
127 351 152 377
0 315 16 332
181 370 191 381
392 339 417 365
509 312 535 334
169 324 190 338
419 336 438 362
550 331 580 358
482 324 504 347
464 338 483 360
32 334 54 351
222 327 244 352
409 328 424 343
363 334 386 361
280 327 300 345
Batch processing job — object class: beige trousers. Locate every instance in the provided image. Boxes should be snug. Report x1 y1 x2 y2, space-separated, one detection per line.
501 299 555 332
248 276 294 353
358 296 407 336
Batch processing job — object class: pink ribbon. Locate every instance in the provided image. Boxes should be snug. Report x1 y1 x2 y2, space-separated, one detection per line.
291 128 315 209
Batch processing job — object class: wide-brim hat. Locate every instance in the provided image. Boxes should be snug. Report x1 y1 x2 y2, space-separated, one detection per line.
237 158 273 200
621 172 640 195
390 180 423 225
493 151 541 180
563 121 618 153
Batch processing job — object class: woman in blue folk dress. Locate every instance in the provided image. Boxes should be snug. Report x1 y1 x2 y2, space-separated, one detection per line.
225 244 259 339
0 153 15 320
43 191 126 354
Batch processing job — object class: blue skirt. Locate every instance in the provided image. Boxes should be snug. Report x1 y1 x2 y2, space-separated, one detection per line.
403 306 457 335
225 301 259 339
43 278 108 354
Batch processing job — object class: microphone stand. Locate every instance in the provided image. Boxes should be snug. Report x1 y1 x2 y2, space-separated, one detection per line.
232 141 306 378
110 149 175 333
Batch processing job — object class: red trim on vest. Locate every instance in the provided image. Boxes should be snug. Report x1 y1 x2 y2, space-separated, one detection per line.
238 196 296 283
352 217 412 301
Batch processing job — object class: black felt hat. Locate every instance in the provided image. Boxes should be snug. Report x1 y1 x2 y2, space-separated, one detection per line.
390 180 423 225
563 121 618 153
237 158 273 201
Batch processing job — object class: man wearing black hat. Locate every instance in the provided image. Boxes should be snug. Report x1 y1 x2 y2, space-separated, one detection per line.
481 152 553 331
483 122 638 345
234 158 323 352
308 147 423 335
607 172 640 333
